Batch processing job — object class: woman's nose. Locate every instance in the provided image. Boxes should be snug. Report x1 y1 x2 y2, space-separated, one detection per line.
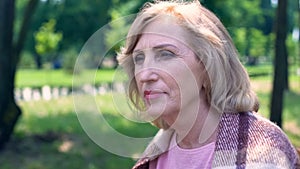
135 51 160 83
136 68 159 83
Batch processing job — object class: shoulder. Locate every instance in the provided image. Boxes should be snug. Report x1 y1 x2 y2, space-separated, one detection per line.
242 112 293 149
217 112 299 168
220 111 293 145
246 112 299 168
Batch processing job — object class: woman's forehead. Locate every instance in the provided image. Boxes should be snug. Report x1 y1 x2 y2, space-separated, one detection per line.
134 33 182 50
133 18 190 50
141 16 184 37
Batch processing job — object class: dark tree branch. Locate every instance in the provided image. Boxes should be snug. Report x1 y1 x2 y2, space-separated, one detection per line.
14 0 39 65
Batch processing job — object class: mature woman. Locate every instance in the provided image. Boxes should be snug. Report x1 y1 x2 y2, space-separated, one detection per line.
118 1 299 168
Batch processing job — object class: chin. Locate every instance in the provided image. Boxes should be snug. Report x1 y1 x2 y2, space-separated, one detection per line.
145 106 165 118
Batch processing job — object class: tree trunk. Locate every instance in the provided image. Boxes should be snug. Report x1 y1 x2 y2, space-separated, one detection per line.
34 51 42 69
0 0 21 150
0 0 38 150
270 0 288 128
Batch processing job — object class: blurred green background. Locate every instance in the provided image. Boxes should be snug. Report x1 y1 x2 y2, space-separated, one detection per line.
0 0 299 168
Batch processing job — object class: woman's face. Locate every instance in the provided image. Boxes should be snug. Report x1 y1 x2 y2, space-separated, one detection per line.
133 17 207 124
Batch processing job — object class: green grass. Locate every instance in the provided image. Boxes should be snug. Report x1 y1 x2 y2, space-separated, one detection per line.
246 64 273 77
283 91 300 147
16 69 118 88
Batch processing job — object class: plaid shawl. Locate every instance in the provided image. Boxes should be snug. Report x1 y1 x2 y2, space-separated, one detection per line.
133 112 300 169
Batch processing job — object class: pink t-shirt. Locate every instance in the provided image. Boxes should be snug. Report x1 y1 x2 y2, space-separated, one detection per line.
149 133 215 169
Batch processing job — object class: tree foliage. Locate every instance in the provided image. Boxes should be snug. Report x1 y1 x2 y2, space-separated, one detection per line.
34 19 62 58
101 0 148 68
249 28 268 58
201 0 275 64
105 0 140 50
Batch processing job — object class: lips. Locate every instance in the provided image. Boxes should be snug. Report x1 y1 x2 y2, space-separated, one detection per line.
144 90 166 99
144 90 151 97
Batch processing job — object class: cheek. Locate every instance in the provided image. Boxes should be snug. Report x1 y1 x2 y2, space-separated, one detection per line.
166 78 181 99
171 61 203 97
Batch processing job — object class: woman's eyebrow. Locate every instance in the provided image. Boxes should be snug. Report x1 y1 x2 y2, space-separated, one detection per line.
132 49 143 54
133 44 178 53
153 44 178 50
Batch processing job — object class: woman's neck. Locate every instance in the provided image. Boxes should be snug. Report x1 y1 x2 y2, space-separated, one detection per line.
163 89 221 149
177 109 219 149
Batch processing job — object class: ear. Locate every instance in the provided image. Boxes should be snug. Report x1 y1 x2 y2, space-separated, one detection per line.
201 70 211 103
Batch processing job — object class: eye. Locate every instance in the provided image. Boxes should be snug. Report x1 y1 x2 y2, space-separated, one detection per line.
133 53 145 65
157 50 176 59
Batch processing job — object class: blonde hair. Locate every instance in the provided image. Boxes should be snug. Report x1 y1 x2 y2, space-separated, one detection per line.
118 0 259 128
